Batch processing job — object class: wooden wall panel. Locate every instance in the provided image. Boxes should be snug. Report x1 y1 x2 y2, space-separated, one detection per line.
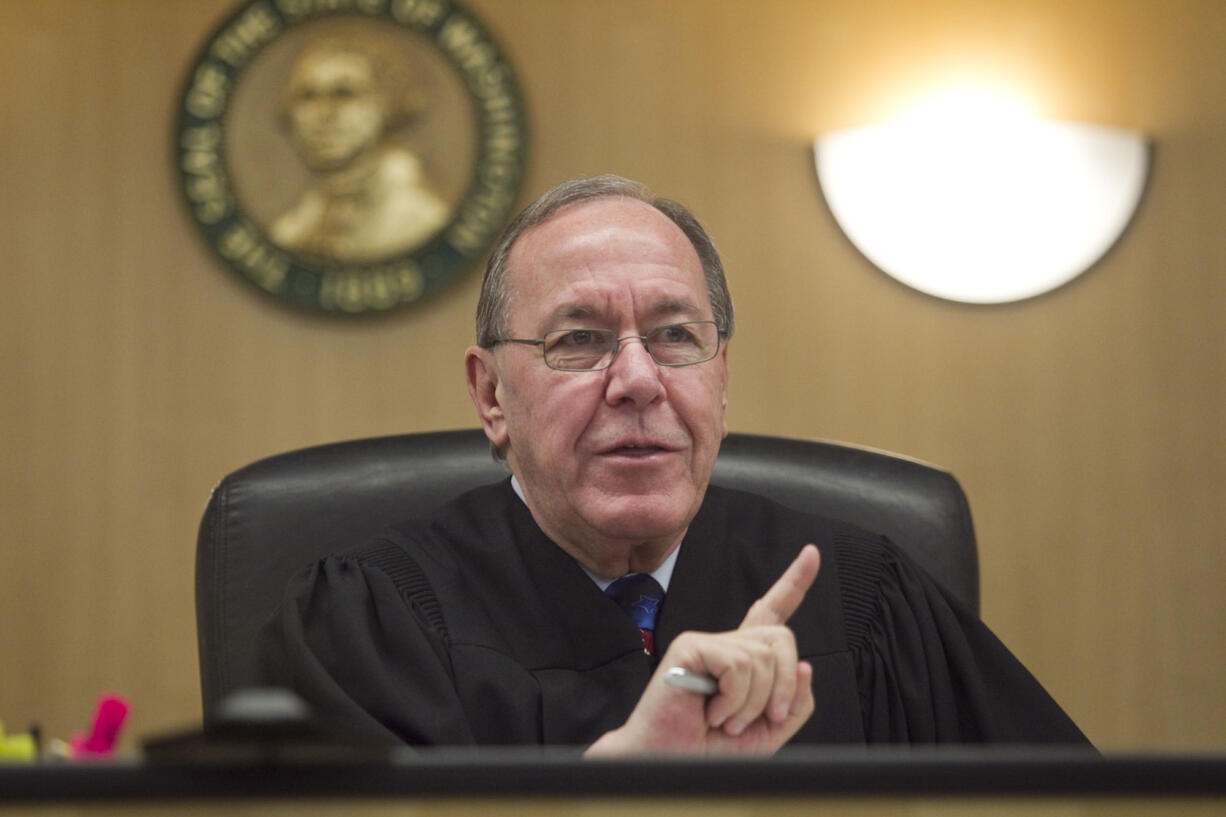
0 0 1223 751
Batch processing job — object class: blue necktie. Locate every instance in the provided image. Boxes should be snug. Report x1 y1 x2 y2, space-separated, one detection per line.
605 573 664 655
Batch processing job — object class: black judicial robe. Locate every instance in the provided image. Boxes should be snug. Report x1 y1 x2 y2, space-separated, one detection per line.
259 481 1089 747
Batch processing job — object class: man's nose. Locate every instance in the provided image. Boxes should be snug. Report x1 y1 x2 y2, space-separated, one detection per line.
604 337 665 407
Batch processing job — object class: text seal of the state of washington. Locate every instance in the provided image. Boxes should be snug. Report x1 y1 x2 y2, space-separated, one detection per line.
175 0 527 315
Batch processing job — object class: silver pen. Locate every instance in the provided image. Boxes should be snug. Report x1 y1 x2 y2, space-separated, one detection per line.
663 666 719 695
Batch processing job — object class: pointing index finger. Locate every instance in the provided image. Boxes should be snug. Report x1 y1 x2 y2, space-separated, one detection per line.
740 544 821 628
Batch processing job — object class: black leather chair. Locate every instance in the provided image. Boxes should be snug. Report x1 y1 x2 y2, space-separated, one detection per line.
196 429 978 722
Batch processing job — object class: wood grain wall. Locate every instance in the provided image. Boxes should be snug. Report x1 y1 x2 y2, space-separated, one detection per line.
1 0 1223 751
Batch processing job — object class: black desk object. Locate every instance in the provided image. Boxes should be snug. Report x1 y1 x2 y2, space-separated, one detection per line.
2 749 1224 815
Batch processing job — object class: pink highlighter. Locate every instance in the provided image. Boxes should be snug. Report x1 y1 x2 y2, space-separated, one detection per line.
68 694 130 759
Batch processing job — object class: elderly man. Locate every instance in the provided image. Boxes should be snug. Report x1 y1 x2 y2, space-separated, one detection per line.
261 176 1088 753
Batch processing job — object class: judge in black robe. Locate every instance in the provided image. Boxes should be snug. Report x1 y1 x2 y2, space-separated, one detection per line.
259 480 1089 747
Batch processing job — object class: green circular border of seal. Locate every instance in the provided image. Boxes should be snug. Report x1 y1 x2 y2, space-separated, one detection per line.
174 0 528 315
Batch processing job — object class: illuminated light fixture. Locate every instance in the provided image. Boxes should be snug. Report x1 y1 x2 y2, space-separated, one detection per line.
814 88 1149 303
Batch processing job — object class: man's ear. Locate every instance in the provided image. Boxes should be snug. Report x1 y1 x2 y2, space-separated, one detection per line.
465 346 509 450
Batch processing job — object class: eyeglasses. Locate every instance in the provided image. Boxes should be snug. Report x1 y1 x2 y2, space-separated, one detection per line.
494 320 724 372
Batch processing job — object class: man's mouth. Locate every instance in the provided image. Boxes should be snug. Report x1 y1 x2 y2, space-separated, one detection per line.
608 445 665 457
599 440 675 458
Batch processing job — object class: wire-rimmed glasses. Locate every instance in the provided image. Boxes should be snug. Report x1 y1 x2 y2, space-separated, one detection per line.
494 320 723 372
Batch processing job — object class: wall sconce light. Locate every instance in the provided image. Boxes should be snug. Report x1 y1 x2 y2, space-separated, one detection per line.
814 89 1149 303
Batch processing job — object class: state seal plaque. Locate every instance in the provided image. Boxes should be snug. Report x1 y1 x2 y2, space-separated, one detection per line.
176 0 527 315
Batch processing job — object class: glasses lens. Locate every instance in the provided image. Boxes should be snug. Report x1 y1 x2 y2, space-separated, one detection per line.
543 328 616 370
646 322 719 365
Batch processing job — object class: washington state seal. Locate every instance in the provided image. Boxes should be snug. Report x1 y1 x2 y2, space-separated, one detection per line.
176 0 527 315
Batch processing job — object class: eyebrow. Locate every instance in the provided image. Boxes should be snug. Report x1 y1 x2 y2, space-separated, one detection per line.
643 298 703 322
545 298 704 329
553 304 600 323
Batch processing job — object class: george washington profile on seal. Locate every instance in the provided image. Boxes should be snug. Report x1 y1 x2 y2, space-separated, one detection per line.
177 0 526 315
269 31 450 263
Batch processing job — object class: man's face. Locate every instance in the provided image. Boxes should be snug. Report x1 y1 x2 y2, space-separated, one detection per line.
468 196 729 565
286 51 385 170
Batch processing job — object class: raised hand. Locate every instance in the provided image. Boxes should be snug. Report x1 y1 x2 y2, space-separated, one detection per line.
586 544 820 756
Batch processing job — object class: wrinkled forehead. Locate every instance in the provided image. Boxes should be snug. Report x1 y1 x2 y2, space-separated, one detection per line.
504 196 710 329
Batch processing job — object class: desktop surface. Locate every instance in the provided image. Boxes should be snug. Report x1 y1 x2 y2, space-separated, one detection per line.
2 747 1224 815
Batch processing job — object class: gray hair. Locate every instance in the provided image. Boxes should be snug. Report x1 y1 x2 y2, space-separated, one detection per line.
475 175 734 348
